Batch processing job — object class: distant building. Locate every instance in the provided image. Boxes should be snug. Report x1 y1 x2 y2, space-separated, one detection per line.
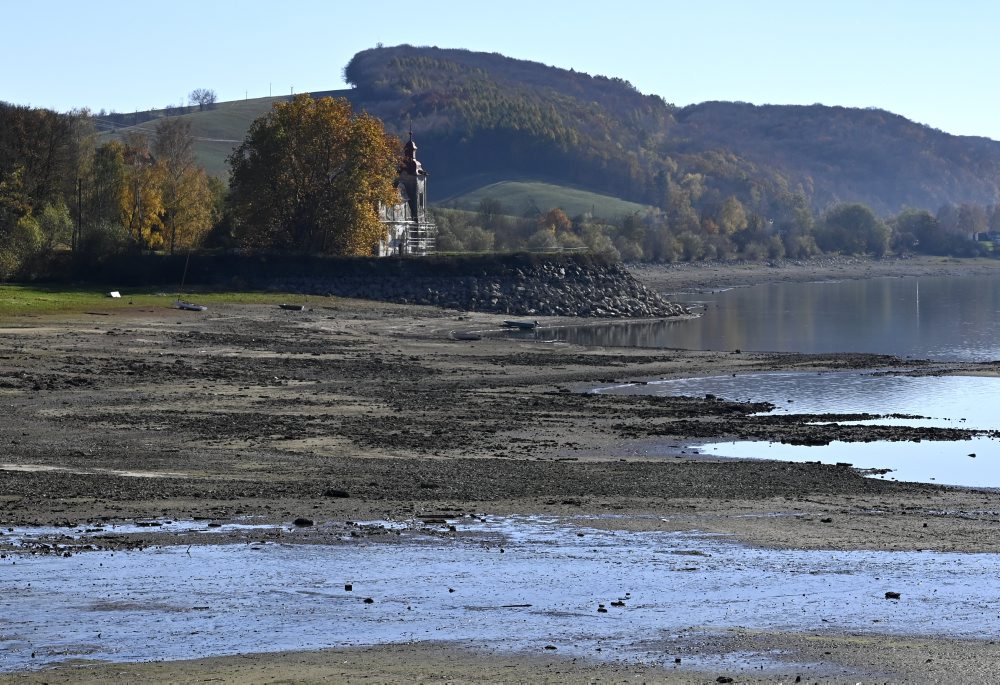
377 132 436 256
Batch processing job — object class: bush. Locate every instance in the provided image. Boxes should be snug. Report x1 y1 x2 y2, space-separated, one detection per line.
0 214 42 280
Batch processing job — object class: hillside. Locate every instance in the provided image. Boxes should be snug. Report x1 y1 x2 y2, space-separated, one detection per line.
343 45 1000 217
101 45 1000 219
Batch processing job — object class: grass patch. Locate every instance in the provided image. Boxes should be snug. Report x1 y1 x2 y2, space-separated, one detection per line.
0 284 330 320
440 180 654 219
98 91 353 178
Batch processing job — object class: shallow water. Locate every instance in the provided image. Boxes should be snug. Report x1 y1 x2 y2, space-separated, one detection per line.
597 371 1000 486
597 371 1000 429
3 516 1000 673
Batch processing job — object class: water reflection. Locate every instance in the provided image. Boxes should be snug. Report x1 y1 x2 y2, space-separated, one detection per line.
524 274 1000 361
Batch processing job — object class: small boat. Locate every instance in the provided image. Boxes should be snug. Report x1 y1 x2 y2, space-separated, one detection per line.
279 303 306 311
502 319 539 330
174 300 207 312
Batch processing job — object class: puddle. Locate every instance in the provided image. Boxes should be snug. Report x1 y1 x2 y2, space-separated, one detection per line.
0 463 191 479
2 516 999 673
0 519 284 549
597 372 1000 486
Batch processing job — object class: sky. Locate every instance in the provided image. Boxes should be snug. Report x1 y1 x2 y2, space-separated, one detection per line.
5 1 1000 139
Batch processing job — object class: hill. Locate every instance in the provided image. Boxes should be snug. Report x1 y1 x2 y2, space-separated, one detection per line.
102 45 1000 219
343 45 1000 218
440 180 654 218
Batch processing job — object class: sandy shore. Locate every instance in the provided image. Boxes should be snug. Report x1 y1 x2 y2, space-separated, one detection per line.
4 255 1000 683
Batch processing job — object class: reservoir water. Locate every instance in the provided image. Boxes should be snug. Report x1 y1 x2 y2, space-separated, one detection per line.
597 371 1000 487
526 274 1000 361
570 273 1000 486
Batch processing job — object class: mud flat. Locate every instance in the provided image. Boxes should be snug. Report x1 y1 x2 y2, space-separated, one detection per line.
3 269 1000 682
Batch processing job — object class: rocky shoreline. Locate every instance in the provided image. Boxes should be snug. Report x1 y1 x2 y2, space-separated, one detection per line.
270 258 688 318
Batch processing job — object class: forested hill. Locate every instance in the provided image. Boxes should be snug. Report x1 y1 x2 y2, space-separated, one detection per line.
343 45 1000 217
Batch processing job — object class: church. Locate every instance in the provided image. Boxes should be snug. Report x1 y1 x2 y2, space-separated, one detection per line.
377 132 436 255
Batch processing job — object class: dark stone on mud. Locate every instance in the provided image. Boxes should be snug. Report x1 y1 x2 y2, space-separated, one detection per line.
345 583 353 591
363 597 374 604
717 678 734 684
292 517 314 527
885 591 901 600
323 488 350 498
544 644 557 650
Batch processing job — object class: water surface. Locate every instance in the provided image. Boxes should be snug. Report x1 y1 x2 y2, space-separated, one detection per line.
526 275 1000 361
597 371 1000 486
3 516 1000 674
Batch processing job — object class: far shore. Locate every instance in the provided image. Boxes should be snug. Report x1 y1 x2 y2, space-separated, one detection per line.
630 254 1000 294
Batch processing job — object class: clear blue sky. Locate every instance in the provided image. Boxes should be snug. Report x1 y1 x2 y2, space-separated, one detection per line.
5 1 999 139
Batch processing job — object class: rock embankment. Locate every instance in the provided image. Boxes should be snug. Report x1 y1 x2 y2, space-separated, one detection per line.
271 259 687 318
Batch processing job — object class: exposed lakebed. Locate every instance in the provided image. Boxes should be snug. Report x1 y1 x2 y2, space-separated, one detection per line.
3 515 1000 675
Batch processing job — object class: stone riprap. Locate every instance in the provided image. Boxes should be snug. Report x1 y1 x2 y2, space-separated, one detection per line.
269 260 687 318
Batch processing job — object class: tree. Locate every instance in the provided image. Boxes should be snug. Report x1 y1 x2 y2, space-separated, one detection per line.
0 213 41 280
119 133 165 249
537 207 572 234
716 196 748 236
189 89 217 111
817 203 890 257
154 119 213 252
228 95 400 255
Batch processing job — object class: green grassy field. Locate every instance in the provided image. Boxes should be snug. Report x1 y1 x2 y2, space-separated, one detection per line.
440 180 654 219
98 93 353 178
0 285 330 320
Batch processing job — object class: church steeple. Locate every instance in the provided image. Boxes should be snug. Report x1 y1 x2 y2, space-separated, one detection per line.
396 126 428 223
401 128 425 176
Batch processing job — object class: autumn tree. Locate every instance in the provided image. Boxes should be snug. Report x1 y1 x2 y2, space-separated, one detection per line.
119 132 165 249
716 196 748 235
228 94 400 255
154 118 213 252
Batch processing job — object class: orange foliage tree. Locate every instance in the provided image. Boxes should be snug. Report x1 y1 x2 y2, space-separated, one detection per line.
228 95 400 255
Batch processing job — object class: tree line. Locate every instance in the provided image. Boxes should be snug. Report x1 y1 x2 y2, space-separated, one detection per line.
0 95 403 279
435 196 999 262
2 94 998 284
0 102 225 278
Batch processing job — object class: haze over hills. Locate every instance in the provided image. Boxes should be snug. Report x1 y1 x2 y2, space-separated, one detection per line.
102 44 1000 219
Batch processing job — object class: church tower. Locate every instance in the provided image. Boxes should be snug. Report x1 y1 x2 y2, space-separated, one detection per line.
398 130 428 224
376 129 436 255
